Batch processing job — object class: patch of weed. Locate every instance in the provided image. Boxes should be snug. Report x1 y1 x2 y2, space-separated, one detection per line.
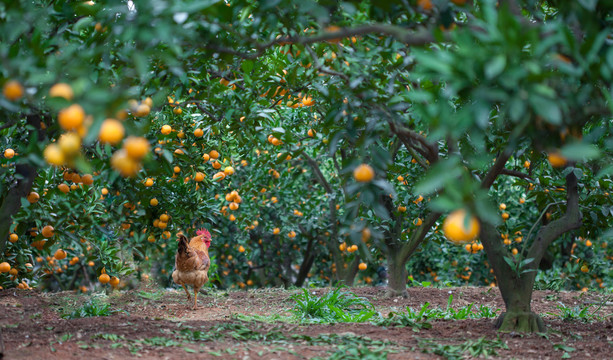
291 287 377 324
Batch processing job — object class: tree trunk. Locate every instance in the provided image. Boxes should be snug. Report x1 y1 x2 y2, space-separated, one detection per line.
495 277 544 332
386 250 408 297
336 257 360 286
0 164 38 253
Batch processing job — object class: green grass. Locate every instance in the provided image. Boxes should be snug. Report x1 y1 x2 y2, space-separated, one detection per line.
61 298 120 319
290 287 377 324
419 337 509 360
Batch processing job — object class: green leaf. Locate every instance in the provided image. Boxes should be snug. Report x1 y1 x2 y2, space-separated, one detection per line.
485 55 506 79
560 143 601 161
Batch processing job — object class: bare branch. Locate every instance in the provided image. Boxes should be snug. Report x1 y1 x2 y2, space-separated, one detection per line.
500 168 533 181
481 149 512 189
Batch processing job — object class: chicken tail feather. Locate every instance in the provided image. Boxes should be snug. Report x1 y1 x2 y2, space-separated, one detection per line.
177 234 189 254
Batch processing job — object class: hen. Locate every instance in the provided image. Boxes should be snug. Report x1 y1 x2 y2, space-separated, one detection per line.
172 229 211 309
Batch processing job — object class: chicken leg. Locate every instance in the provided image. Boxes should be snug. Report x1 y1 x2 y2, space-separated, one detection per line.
181 284 191 303
193 286 200 309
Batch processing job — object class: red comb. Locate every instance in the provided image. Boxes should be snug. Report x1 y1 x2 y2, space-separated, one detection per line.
196 228 211 239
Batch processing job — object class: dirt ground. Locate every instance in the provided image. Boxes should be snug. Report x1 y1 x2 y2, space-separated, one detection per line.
0 284 611 359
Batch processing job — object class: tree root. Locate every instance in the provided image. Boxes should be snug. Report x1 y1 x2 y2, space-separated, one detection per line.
385 287 408 298
495 311 545 333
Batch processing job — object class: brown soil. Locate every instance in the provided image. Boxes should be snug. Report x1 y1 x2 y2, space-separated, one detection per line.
0 285 611 359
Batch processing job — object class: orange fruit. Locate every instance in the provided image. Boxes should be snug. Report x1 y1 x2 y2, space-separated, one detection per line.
211 161 221 169
4 148 15 159
58 132 81 156
358 263 367 271
580 265 588 273
238 245 245 253
57 183 70 194
173 166 181 173
173 107 183 115
58 104 85 131
99 273 110 284
523 160 530 168
143 97 153 107
99 119 124 145
43 144 65 166
194 128 204 137
123 136 150 159
101 188 109 195
548 152 567 168
414 218 423 226
212 171 226 182
111 149 141 177
133 103 150 117
209 150 220 159
161 125 172 135
27 192 39 203
229 202 239 210
229 214 236 221
49 83 74 100
9 233 18 243
511 248 518 255
417 0 433 10
42 225 55 238
585 239 592 247
150 198 158 206
361 228 371 242
144 178 154 187
194 172 205 182
499 203 506 210
3 80 24 101
353 164 375 182
81 174 94 185
202 153 210 161
307 129 315 137
54 249 67 260
0 262 11 273
224 166 235 175
109 276 120 287
442 209 480 244
273 228 280 235
158 222 168 229
501 212 509 220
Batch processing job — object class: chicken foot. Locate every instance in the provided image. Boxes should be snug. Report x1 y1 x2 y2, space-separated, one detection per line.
181 284 191 303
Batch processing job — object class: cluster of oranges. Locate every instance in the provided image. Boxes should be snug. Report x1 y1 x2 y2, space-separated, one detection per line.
221 190 242 222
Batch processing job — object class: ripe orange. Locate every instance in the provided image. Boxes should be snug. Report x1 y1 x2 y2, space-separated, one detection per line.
123 136 150 159
27 192 39 203
58 104 85 131
44 144 65 166
150 198 159 206
143 97 153 107
209 150 220 159
580 265 588 273
229 214 236 221
173 107 183 115
109 276 120 287
3 80 24 101
161 124 172 135
133 103 150 117
442 209 480 244
144 178 154 187
202 153 210 161
58 132 81 156
273 227 280 235
49 83 74 100
160 214 169 222
414 218 423 226
99 119 125 145
361 228 371 242
4 148 15 159
499 203 506 210
523 160 530 168
54 249 67 260
501 212 509 220
353 164 375 182
99 273 110 284
173 166 181 173
229 202 239 210
9 233 18 243
0 262 10 273
194 128 204 137
101 188 109 195
238 245 245 253
81 174 94 186
358 263 367 271
111 149 141 177
211 161 221 169
548 152 567 168
212 171 226 182
194 172 205 182
585 239 592 247
42 225 55 238
307 129 315 137
224 166 235 175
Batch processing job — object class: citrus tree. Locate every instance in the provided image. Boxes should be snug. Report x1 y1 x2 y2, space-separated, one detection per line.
1 0 612 334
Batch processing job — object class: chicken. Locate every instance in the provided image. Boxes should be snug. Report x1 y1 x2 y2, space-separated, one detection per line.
172 228 211 309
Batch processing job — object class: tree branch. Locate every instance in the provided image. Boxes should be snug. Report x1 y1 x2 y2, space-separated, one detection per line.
481 149 512 189
500 168 533 181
